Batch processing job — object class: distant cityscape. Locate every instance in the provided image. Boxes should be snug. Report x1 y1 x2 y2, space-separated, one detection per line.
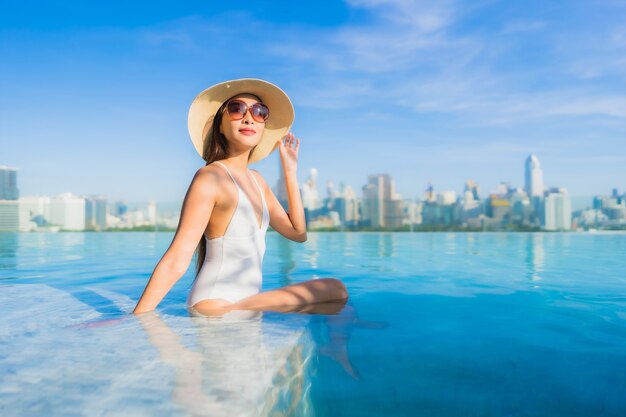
0 155 624 233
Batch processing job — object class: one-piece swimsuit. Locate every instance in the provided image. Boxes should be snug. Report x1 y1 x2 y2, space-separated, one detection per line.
187 161 269 307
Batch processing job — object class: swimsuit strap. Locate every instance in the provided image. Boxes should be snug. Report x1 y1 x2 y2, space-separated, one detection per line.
248 169 265 203
214 161 266 221
214 161 241 189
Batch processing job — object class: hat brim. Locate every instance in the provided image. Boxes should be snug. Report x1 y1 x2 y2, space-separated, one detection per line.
188 78 295 164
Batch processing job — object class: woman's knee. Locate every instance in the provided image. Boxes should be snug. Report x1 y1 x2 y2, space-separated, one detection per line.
317 278 349 300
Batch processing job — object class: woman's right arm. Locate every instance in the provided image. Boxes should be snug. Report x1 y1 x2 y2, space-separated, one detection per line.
132 167 219 315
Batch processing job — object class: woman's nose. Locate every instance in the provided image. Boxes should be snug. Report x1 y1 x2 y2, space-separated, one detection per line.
242 110 255 124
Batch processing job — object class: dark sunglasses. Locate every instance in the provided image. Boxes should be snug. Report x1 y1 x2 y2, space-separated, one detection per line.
225 99 270 123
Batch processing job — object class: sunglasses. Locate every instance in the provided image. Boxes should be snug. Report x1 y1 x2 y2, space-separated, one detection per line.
225 99 270 123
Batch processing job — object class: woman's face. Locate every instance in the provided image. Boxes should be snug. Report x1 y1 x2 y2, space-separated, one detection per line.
219 93 266 151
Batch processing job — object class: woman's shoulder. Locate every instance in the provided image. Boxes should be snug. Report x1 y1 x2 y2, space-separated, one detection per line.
192 163 229 188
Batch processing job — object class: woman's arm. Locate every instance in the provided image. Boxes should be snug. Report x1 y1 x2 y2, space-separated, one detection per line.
250 133 306 243
133 167 220 314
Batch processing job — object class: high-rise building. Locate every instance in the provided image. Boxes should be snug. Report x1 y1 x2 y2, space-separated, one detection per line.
543 187 572 231
147 200 157 225
423 182 435 202
437 191 457 206
85 196 108 230
510 189 531 226
465 180 481 201
0 166 20 231
525 154 544 197
592 191 626 223
362 174 402 228
300 168 320 209
462 180 483 222
50 192 86 231
113 200 128 218
329 182 359 228
0 166 19 200
0 201 19 231
486 195 511 224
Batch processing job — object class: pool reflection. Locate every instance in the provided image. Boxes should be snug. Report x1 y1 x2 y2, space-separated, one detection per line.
134 299 383 416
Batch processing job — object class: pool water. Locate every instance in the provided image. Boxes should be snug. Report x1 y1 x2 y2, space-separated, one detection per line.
1 232 625 416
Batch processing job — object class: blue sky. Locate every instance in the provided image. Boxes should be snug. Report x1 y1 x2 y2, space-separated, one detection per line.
1 0 625 203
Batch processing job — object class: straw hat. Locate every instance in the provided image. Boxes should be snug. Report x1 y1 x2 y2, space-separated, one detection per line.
187 78 295 164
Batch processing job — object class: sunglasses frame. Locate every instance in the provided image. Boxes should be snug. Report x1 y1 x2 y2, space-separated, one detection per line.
224 99 270 123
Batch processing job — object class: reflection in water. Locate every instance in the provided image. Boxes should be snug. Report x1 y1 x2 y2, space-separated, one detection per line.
61 232 86 249
378 233 396 258
309 303 388 381
525 233 545 284
133 299 383 415
302 232 319 270
466 233 480 256
277 235 298 287
343 232 357 259
138 311 315 416
0 233 18 272
444 233 457 255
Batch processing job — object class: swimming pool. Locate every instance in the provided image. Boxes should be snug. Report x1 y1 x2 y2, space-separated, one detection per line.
1 232 625 416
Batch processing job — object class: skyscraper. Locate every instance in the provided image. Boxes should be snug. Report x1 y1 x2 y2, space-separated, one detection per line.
525 154 544 197
0 166 19 200
362 174 402 228
85 195 108 230
50 192 86 231
301 168 320 212
0 166 19 231
543 187 572 231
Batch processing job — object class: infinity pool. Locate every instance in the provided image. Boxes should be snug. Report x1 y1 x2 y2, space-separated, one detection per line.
1 232 625 416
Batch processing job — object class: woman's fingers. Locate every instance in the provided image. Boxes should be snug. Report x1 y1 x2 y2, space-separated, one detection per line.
280 132 300 151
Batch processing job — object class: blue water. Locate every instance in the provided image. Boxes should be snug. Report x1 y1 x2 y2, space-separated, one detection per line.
1 232 625 416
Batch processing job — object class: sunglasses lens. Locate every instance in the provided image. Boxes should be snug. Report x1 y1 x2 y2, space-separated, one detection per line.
251 104 270 122
227 101 247 119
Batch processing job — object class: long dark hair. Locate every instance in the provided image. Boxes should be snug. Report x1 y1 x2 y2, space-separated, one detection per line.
194 100 229 276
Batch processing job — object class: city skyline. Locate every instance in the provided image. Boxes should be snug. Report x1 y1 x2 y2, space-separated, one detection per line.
1 1 625 201
3 155 624 232
1 153 619 210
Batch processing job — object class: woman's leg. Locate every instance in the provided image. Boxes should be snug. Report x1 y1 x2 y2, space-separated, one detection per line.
190 298 234 317
232 278 349 312
190 278 349 317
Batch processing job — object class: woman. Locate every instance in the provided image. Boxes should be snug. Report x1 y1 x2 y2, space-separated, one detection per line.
133 78 349 317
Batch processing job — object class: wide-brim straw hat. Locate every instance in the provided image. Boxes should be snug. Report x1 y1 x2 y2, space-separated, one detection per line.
188 78 295 164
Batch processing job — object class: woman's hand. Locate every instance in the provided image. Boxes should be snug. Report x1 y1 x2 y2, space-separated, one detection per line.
278 132 300 173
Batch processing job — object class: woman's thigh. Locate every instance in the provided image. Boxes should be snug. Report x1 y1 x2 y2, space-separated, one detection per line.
232 278 349 311
190 298 234 317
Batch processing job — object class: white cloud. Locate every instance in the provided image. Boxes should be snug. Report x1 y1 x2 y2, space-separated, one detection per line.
345 0 456 32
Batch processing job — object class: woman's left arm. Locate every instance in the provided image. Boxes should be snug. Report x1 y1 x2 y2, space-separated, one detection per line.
251 133 307 242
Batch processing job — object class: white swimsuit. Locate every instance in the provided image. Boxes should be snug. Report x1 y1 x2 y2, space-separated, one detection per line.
187 161 270 307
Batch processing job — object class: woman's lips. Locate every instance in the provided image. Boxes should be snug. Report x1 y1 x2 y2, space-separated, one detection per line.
239 129 256 136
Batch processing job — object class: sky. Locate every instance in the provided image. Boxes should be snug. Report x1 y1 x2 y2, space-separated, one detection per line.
1 0 625 203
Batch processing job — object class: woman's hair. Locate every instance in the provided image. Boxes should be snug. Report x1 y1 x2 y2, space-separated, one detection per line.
194 100 228 276
193 93 263 276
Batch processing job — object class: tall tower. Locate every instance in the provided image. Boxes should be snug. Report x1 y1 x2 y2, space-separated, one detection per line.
0 166 20 232
362 174 402 228
525 154 544 197
301 168 320 211
543 187 572 231
0 166 19 200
